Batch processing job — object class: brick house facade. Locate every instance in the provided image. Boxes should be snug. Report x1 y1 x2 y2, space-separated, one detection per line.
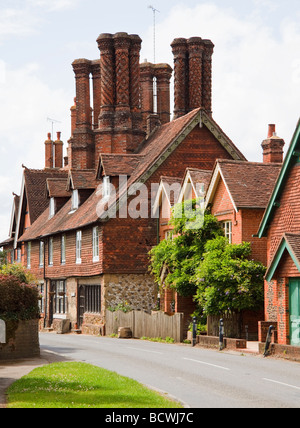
1 32 247 336
258 119 300 346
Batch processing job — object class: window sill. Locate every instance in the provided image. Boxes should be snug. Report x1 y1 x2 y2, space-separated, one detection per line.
93 257 99 263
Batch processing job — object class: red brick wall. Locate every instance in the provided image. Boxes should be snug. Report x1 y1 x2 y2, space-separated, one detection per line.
102 125 233 274
266 163 300 264
264 162 300 344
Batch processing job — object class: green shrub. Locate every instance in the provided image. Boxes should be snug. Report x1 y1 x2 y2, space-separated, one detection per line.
0 274 40 322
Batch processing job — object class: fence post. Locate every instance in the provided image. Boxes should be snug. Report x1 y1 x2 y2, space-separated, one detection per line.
219 318 224 351
192 316 197 347
263 325 275 357
0 319 6 344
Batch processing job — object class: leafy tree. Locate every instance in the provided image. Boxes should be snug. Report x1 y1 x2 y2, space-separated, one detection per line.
0 250 7 266
149 201 224 297
0 264 39 322
195 236 266 315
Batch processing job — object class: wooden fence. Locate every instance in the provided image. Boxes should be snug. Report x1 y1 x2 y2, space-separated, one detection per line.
106 310 184 343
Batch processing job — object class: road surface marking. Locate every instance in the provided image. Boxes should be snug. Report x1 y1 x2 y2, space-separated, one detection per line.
183 357 230 371
263 378 300 391
126 347 163 355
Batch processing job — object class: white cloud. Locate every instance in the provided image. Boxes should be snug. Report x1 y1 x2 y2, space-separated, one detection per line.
0 61 72 241
27 0 82 12
0 7 38 42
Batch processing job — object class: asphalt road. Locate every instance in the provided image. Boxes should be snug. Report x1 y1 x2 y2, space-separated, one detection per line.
39 333 300 408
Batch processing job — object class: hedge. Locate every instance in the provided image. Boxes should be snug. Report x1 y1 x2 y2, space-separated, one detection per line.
0 274 40 322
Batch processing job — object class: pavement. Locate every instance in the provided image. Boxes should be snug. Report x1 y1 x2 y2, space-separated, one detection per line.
0 350 71 408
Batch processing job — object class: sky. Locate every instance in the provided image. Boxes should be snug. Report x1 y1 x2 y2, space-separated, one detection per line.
0 0 299 241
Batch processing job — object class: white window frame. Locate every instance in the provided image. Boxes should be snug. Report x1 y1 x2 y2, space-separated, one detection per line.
49 237 54 266
49 197 55 218
27 242 31 269
61 234 66 265
39 241 44 267
72 189 79 211
76 230 82 264
103 176 111 199
93 226 99 262
16 248 21 263
222 221 232 244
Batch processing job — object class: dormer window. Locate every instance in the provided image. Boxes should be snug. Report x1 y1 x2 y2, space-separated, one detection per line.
49 197 55 218
72 189 79 210
103 176 110 199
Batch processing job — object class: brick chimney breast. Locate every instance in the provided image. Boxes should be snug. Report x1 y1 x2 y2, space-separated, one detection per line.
45 133 54 169
172 36 214 118
187 37 204 110
54 132 63 169
171 38 188 119
262 124 285 164
202 40 214 116
72 59 92 129
97 33 115 131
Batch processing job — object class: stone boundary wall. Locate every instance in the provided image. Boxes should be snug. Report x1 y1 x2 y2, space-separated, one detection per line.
0 319 40 360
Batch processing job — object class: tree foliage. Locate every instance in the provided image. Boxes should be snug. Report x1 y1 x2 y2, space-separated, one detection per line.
149 203 224 297
0 264 39 322
195 236 266 315
149 199 266 317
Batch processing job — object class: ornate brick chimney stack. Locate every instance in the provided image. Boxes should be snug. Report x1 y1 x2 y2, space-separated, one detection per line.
171 36 214 119
68 59 94 170
262 124 285 163
95 32 146 159
140 62 172 134
45 133 54 169
54 132 63 169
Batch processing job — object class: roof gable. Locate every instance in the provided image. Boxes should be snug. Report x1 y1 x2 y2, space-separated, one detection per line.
152 176 182 214
205 160 282 212
265 233 300 281
258 119 300 238
177 168 211 204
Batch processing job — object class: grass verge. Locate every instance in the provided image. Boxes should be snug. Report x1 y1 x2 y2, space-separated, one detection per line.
7 362 183 409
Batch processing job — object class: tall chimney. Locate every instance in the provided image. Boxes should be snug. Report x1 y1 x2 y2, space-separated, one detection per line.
171 38 188 119
262 124 285 163
187 37 204 110
91 60 101 130
202 40 214 116
72 59 92 129
54 132 63 169
171 36 214 118
140 62 172 130
95 32 146 157
45 133 54 169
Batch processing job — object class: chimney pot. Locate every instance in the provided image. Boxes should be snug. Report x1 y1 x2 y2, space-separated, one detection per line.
268 124 276 138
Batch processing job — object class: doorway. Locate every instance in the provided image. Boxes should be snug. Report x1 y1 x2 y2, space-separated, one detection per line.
289 279 300 346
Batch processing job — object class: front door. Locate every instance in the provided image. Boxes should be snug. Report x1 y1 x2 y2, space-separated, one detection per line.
78 285 85 328
289 279 300 346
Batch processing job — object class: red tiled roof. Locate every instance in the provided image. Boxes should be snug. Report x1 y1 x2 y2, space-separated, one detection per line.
68 169 98 190
47 178 70 198
99 154 144 177
19 108 246 241
24 169 68 224
216 159 282 209
185 168 212 192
